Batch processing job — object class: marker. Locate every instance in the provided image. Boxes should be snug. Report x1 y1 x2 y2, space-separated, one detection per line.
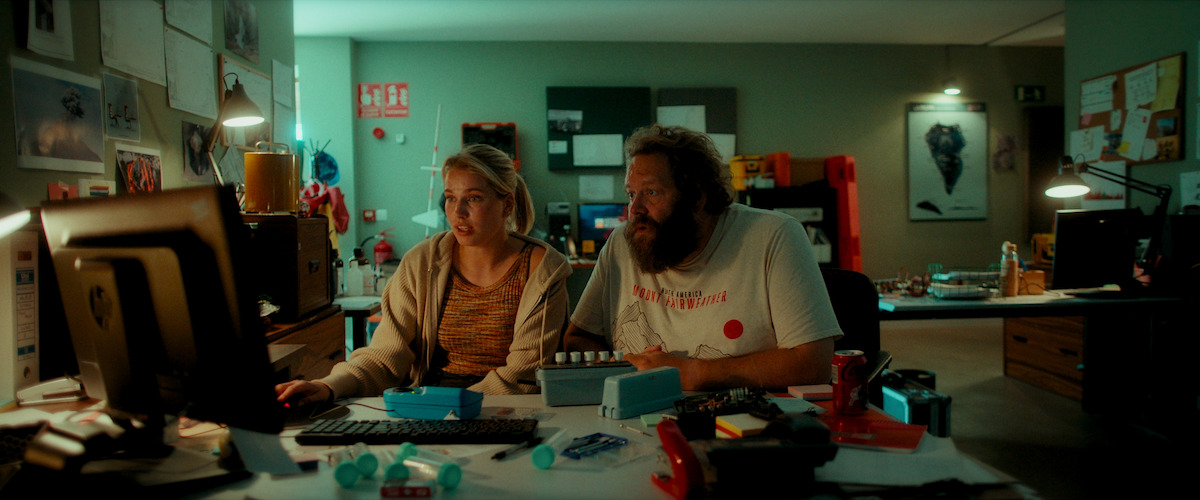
491 437 544 460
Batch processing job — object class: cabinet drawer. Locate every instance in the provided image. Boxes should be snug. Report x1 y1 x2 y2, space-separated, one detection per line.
1004 316 1083 400
270 309 346 382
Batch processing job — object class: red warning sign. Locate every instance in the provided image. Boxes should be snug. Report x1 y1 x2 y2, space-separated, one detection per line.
357 82 409 118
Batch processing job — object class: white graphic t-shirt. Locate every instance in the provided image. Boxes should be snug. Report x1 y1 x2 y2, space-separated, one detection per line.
571 203 843 360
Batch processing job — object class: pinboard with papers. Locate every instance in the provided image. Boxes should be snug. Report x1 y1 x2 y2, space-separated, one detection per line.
1074 52 1184 166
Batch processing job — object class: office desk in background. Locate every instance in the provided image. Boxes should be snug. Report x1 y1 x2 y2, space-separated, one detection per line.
879 292 1190 418
333 296 383 351
197 394 1015 499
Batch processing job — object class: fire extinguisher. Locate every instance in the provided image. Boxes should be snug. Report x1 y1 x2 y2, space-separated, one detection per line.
373 229 394 268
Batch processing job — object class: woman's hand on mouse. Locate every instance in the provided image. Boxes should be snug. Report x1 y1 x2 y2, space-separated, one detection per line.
275 379 333 406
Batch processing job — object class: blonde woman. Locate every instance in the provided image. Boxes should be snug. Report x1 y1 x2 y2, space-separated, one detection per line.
277 144 571 403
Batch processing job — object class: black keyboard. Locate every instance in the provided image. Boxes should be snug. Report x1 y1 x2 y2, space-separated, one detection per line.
294 418 539 446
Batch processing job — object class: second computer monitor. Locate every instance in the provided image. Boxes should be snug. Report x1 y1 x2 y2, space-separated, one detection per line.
577 203 628 258
1050 208 1142 291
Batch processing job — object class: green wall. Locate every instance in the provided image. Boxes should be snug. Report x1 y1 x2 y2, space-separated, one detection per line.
1064 0 1199 216
295 37 357 258
0 0 295 209
305 40 1063 280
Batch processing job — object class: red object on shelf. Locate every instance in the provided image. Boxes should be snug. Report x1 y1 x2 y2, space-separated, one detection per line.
825 155 862 273
767 151 791 187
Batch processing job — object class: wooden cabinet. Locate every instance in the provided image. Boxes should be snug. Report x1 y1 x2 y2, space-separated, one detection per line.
266 305 345 382
1003 316 1084 400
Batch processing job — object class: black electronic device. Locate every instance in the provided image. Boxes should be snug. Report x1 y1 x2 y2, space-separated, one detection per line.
577 203 628 258
673 388 783 440
294 418 539 446
879 369 952 437
1050 208 1143 294
546 202 571 256
37 186 283 465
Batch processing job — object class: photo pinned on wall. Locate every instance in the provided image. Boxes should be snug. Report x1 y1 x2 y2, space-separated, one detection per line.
182 121 213 182
11 57 103 174
906 102 988 221
115 144 162 194
103 72 140 142
224 0 259 64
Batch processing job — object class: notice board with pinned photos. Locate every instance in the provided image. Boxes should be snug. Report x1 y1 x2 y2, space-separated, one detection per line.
1074 52 1184 166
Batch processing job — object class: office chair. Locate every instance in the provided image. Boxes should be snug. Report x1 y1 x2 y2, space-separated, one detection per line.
821 268 881 356
820 268 891 405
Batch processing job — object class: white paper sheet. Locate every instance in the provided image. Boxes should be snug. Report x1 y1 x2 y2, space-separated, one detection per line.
657 105 706 132
572 134 624 167
1069 126 1105 162
165 27 217 119
99 0 167 86
1081 75 1115 115
709 133 737 163
1180 170 1200 208
273 102 295 145
579 175 615 201
1124 63 1157 109
165 0 214 44
272 60 294 106
1120 108 1152 160
25 0 74 60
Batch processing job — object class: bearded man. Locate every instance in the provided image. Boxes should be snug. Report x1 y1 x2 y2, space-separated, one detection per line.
564 124 843 391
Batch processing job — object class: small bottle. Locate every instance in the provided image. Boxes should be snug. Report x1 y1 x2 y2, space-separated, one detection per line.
360 257 375 294
346 259 364 297
1000 241 1020 297
333 254 345 297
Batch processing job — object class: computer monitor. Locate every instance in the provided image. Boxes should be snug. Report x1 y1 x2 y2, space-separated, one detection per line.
577 203 628 257
1050 208 1142 291
40 186 282 441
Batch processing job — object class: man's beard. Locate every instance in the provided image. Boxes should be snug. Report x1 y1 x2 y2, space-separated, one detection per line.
625 204 701 274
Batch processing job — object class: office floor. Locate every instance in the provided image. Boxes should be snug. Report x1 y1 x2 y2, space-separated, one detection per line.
881 319 1190 500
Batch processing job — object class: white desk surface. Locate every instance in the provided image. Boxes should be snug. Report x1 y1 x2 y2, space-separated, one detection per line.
197 394 1015 499
333 296 383 311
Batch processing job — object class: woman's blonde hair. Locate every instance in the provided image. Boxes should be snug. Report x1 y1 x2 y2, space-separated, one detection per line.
442 143 534 234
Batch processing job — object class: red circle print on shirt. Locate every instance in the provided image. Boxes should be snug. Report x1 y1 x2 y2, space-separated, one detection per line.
723 320 744 339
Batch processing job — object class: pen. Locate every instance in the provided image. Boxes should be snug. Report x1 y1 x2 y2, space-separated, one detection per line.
619 423 653 437
491 436 543 460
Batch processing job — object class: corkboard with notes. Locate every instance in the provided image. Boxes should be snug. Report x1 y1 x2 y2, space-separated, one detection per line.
1076 52 1184 166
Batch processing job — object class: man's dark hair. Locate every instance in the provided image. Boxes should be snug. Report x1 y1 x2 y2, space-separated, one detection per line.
624 124 733 215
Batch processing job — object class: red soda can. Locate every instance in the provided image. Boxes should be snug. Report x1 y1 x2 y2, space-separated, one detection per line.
832 350 868 415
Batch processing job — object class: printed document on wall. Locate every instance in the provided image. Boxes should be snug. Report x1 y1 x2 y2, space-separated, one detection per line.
100 0 167 86
25 0 75 60
165 27 217 120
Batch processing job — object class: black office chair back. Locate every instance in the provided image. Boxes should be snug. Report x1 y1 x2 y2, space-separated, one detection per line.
821 268 880 356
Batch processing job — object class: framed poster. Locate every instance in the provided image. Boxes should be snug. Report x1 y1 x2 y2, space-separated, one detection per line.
907 102 988 221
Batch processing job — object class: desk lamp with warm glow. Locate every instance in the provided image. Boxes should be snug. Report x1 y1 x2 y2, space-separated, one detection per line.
202 73 265 185
1045 155 1173 273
